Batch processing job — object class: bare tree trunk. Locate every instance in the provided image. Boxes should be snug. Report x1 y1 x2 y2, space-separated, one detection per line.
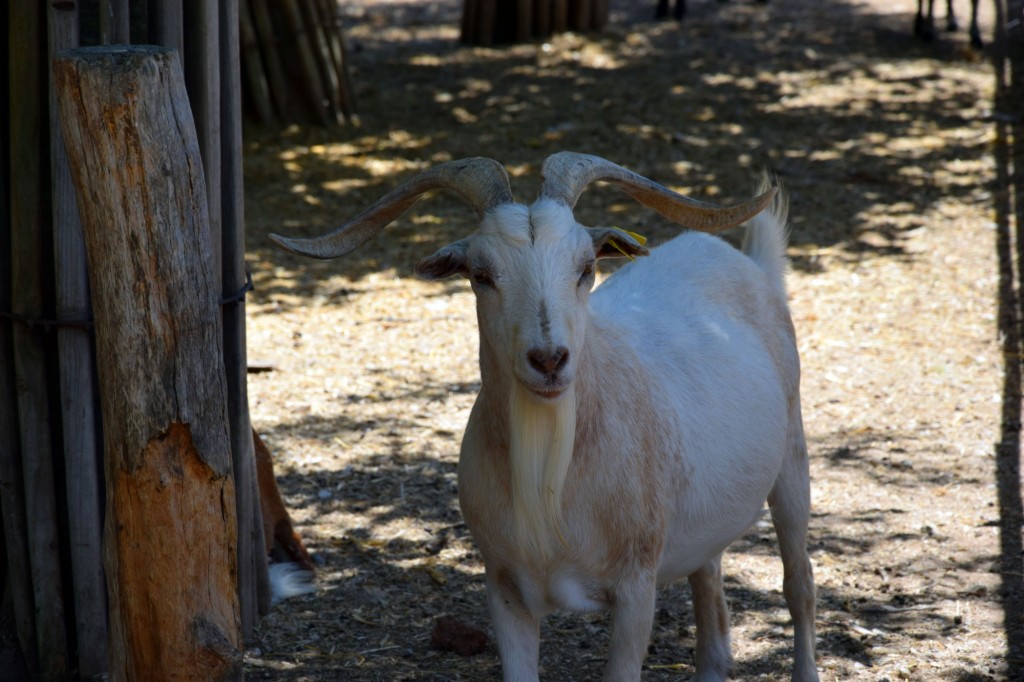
54 45 243 682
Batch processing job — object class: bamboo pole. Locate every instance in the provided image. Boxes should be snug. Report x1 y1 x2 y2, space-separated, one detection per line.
46 3 108 678
9 2 69 677
55 45 243 682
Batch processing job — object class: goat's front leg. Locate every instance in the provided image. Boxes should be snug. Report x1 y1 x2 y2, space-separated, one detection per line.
689 556 733 682
602 571 657 682
487 572 541 682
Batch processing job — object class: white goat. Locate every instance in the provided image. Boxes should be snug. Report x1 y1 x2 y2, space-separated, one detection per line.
271 152 819 681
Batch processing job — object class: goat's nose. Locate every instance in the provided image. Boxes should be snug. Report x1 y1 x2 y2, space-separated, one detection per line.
527 346 569 375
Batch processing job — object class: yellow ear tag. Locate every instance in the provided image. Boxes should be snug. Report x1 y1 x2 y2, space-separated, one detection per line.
608 227 648 261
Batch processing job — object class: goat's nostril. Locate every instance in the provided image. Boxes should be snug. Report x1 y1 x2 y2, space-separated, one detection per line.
528 346 569 375
553 346 568 371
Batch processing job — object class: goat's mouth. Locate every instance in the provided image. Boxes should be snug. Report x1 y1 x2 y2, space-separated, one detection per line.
520 376 572 401
530 387 565 400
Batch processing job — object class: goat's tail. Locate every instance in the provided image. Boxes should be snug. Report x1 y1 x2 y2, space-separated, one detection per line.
741 173 790 292
269 562 317 604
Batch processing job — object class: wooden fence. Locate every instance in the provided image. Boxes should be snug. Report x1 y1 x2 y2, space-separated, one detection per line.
0 0 352 677
461 0 610 45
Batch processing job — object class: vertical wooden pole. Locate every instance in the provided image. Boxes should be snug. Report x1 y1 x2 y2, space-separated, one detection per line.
299 0 344 125
221 0 271 629
9 2 69 677
46 2 108 678
148 0 185 58
317 0 357 119
99 0 130 43
552 0 569 33
184 0 223 290
249 0 294 120
1 7 35 676
516 0 533 42
534 0 552 39
0 20 37 672
281 0 330 124
238 0 275 124
55 45 243 682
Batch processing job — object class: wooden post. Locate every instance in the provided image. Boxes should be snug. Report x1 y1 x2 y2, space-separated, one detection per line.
238 0 275 124
247 0 294 120
99 0 130 43
9 2 70 678
220 0 272 628
54 46 242 682
185 0 223 290
0 27 39 673
281 0 330 124
46 2 108 678
461 0 603 43
148 0 185 58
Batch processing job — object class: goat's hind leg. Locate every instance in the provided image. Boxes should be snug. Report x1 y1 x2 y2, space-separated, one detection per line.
688 556 732 682
768 418 820 682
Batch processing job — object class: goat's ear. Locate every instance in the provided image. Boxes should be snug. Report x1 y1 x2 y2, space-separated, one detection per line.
588 227 650 260
414 239 471 280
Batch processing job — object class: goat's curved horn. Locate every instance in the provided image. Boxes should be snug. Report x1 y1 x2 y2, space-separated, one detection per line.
539 152 776 233
270 157 514 260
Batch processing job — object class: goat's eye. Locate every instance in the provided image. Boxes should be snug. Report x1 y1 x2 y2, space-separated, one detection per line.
578 261 595 288
471 270 495 289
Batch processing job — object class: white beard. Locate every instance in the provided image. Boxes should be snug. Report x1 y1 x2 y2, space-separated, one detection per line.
508 382 577 562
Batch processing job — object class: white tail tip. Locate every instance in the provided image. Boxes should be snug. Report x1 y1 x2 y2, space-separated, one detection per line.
269 562 317 605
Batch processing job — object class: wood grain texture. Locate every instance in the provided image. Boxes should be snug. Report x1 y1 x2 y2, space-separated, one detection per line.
9 2 69 677
54 45 242 681
46 3 108 676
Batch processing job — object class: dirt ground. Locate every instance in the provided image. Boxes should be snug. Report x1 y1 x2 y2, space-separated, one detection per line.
240 0 1020 679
